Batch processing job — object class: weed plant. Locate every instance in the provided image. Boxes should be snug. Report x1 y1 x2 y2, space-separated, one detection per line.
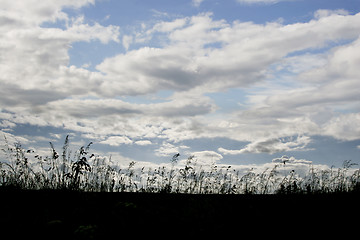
1 136 359 194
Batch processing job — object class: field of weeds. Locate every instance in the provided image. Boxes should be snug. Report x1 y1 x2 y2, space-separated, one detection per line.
1 136 360 239
1 136 360 194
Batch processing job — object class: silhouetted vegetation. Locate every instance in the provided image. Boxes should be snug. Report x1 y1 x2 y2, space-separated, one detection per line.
1 136 360 239
1 136 359 194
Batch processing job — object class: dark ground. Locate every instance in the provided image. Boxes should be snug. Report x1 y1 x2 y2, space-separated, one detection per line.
1 188 359 239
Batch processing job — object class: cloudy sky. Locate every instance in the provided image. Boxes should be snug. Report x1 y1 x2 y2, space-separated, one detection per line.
1 0 360 170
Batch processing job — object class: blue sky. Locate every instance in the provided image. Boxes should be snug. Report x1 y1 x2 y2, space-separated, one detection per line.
1 0 360 172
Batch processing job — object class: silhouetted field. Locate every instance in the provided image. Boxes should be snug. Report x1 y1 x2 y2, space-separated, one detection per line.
1 136 360 194
1 137 360 239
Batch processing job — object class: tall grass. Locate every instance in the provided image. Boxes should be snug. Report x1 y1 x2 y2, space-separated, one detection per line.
1 136 359 194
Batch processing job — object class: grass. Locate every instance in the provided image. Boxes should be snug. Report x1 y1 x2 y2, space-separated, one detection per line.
1 135 360 194
1 136 360 239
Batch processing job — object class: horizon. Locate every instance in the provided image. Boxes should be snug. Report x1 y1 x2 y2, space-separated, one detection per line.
1 0 360 172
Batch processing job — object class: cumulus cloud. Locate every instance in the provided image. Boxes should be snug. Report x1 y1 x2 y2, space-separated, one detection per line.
0 0 120 104
251 35 360 141
0 0 95 26
3 8 359 105
96 11 360 97
63 15 120 43
1 2 360 159
191 151 223 165
323 113 360 141
99 136 133 146
155 142 181 157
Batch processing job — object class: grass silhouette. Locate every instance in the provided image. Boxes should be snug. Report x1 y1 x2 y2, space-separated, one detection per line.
1 135 359 194
1 136 359 239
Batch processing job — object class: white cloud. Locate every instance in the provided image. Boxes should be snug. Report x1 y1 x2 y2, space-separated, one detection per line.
64 15 120 43
19 92 215 131
0 120 16 128
270 155 322 176
0 1 119 90
217 147 243 155
322 113 360 141
0 0 95 26
154 142 191 157
1 2 360 159
0 130 30 146
151 18 187 33
223 34 360 143
192 0 205 7
96 11 360 97
272 155 312 165
122 35 133 50
275 53 328 75
135 140 152 146
99 136 133 146
190 151 223 165
155 142 180 157
219 135 312 155
314 9 349 19
300 37 360 86
236 0 292 4
2 9 358 105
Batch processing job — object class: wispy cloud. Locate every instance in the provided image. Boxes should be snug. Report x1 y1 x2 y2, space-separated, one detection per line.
236 0 292 4
219 136 313 155
192 0 204 7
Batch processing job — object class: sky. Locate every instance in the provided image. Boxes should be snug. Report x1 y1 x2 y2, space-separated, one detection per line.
1 0 360 172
